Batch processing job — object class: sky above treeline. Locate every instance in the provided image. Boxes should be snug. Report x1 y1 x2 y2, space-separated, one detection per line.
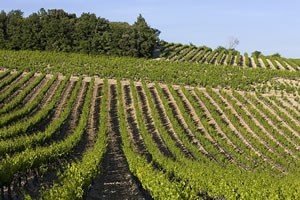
1 0 300 58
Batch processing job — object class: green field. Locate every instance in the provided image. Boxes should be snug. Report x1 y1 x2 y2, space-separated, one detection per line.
159 43 300 71
0 50 299 199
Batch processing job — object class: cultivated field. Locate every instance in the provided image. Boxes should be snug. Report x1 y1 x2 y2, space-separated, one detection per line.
160 43 300 71
0 68 299 199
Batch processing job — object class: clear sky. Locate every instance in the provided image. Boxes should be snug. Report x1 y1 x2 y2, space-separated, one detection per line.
1 0 300 58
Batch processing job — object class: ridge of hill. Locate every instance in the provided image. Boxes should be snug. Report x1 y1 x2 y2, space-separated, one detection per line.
158 42 300 71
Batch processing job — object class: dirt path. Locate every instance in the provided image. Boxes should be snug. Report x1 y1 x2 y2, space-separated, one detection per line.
258 58 266 68
205 89 274 153
191 49 203 62
236 91 300 151
86 84 150 200
21 75 48 108
53 81 88 142
160 85 210 157
71 82 102 161
266 59 276 69
229 54 236 65
180 48 195 62
148 85 194 159
266 96 300 128
0 72 26 94
173 86 241 164
209 52 219 64
216 89 297 159
241 55 246 66
38 79 61 108
0 72 23 93
196 88 252 158
187 88 247 166
232 55 238 66
200 51 211 63
85 82 102 149
0 74 36 108
250 57 257 68
273 60 286 70
193 88 287 172
219 53 227 65
3 80 90 199
52 80 74 118
169 47 187 62
135 84 174 158
26 78 62 133
122 83 152 162
279 96 300 115
284 61 298 71
253 94 300 139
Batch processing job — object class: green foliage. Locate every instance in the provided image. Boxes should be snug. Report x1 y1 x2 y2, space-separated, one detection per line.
6 10 24 50
41 78 108 199
216 46 226 51
0 9 159 58
290 59 300 65
159 42 299 72
0 76 89 187
0 67 299 198
235 51 241 66
0 50 299 90
244 52 250 67
259 55 270 68
0 11 7 49
252 51 262 58
271 53 281 58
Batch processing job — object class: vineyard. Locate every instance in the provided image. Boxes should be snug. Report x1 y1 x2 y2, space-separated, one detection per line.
0 66 299 199
159 43 300 71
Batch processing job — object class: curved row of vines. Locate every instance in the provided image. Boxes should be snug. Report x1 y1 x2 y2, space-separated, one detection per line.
160 43 300 71
0 69 299 199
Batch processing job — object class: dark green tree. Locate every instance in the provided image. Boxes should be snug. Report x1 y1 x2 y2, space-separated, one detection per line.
90 17 110 54
75 13 110 54
271 53 281 57
0 11 7 49
133 14 159 58
0 9 161 58
252 51 262 57
40 9 76 52
109 22 135 56
6 10 24 50
21 12 42 50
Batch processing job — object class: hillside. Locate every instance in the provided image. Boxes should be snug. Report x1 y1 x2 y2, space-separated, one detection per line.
158 42 300 71
0 53 299 198
1 3 300 199
1 50 299 89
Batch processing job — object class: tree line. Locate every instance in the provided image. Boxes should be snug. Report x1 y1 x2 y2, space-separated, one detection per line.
0 9 160 58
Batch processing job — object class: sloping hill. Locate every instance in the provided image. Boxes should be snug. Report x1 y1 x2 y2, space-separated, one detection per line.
0 69 299 199
159 42 300 71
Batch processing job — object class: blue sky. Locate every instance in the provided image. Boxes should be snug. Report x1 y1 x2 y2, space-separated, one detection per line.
1 0 300 58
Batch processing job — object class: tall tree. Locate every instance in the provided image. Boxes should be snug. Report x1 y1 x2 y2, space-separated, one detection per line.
6 10 24 50
90 17 110 54
40 9 76 52
21 12 42 50
0 9 161 58
110 22 142 57
0 11 7 49
133 14 159 58
75 13 96 53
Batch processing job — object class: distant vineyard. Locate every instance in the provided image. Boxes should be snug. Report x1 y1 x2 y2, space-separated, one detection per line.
0 69 299 199
159 43 300 71
1 50 299 91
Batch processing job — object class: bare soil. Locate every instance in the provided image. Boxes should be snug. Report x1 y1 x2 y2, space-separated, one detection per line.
86 84 151 200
